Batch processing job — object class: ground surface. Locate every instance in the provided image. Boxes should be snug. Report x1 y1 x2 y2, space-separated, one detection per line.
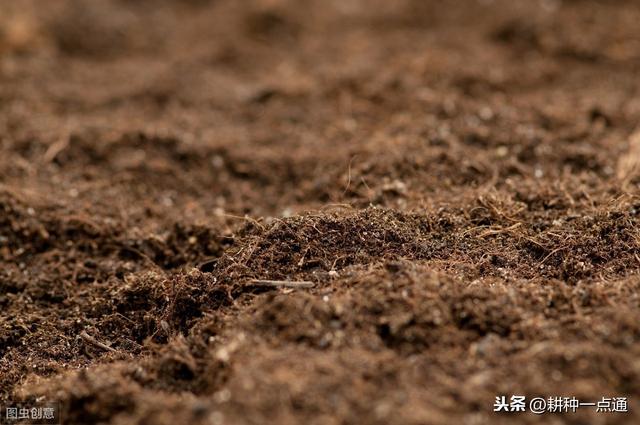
1 0 640 424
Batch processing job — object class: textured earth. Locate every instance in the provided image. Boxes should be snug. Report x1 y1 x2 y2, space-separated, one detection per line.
1 0 640 424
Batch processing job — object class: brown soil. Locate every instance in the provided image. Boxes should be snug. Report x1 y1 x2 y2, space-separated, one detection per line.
1 1 640 424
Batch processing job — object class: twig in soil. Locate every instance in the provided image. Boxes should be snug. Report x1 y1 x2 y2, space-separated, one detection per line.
478 197 523 223
320 203 355 211
79 331 118 353
221 213 265 231
477 222 522 238
297 249 308 267
43 137 70 163
250 279 315 289
63 214 104 234
342 155 357 197
539 246 568 265
115 312 136 325
360 177 374 202
197 257 219 272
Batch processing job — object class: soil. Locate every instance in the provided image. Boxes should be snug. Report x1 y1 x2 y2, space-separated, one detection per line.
1 0 640 424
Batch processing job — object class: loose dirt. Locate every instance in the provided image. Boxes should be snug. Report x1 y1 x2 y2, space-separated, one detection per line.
1 1 640 424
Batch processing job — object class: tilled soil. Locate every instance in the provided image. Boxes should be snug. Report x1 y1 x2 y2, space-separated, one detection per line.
1 1 640 424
